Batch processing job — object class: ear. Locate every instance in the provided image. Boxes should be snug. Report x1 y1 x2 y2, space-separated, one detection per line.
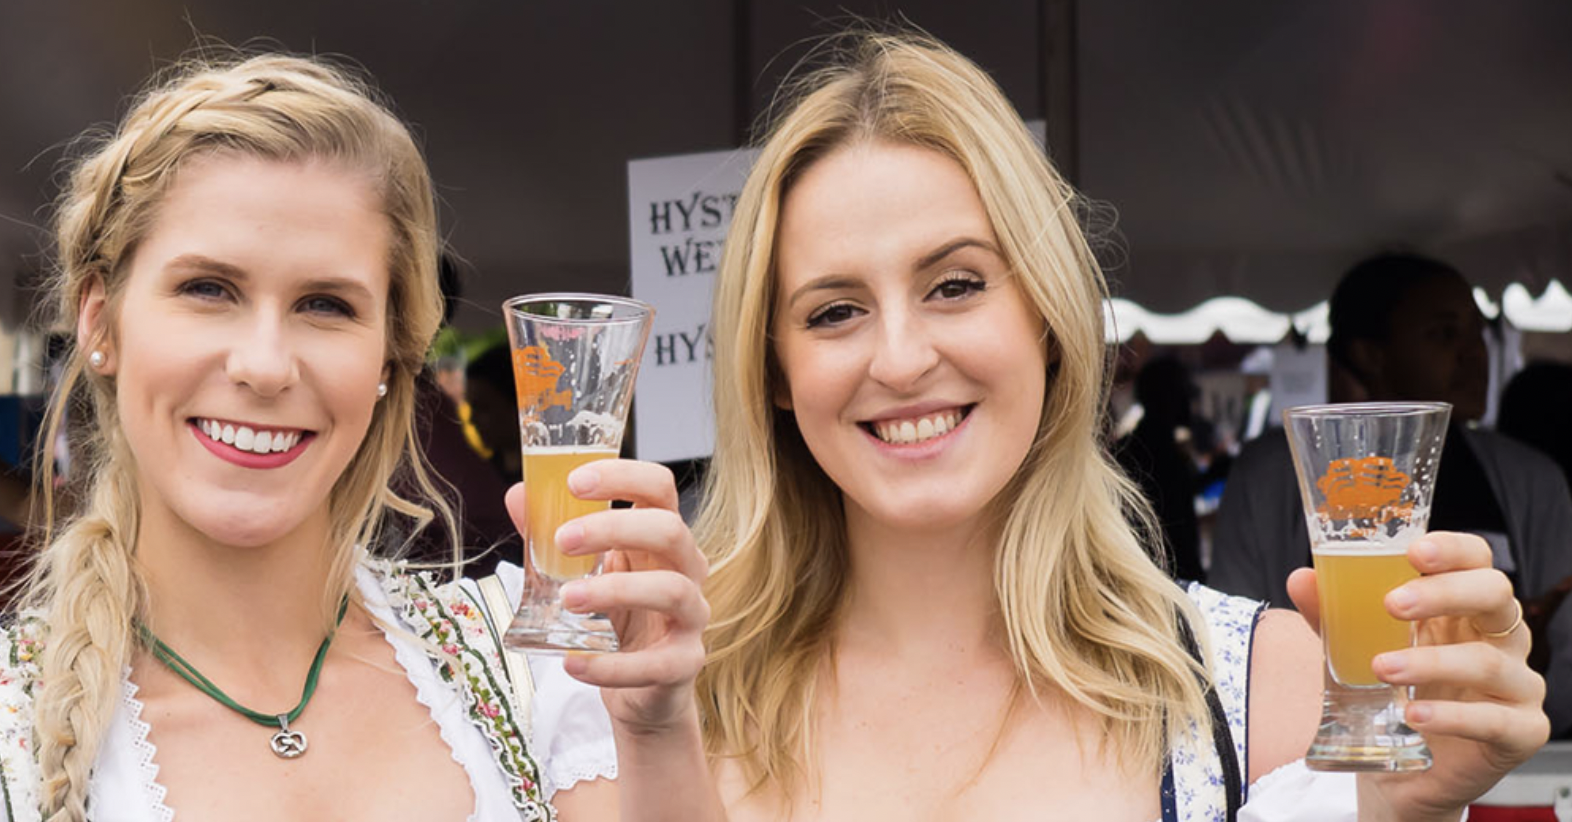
772 377 793 411
77 276 115 375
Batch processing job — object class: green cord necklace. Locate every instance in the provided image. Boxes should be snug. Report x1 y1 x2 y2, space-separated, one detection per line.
137 596 349 760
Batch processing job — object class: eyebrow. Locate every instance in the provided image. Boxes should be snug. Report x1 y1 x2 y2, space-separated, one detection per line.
165 253 379 304
165 253 247 279
914 237 1003 271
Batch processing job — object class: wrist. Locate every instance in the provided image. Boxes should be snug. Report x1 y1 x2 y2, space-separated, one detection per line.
1356 777 1467 822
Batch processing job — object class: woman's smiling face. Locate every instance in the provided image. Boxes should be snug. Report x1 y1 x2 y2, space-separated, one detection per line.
94 154 391 549
771 140 1049 534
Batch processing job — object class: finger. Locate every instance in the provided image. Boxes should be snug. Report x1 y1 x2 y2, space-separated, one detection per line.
556 507 706 582
1384 567 1517 628
505 482 528 536
1372 643 1543 702
1405 531 1494 575
1404 698 1551 757
1286 567 1320 630
567 459 681 512
562 569 710 632
562 642 708 689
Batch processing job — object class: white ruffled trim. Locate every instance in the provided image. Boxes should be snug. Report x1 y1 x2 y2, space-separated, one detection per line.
117 673 174 822
357 568 485 822
539 735 618 798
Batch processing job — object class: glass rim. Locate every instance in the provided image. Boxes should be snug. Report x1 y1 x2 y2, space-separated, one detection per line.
1284 401 1452 419
503 292 653 323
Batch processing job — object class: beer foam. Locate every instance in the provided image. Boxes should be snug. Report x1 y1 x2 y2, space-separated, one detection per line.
521 445 620 456
1312 537 1416 557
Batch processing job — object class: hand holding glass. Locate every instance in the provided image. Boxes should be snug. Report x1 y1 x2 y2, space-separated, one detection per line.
502 294 653 653
1285 402 1450 771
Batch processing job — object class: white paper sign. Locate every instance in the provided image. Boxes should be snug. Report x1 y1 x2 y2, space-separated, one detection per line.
628 148 759 463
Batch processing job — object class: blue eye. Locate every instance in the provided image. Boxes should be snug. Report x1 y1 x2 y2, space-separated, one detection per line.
300 295 357 318
806 302 862 328
178 279 231 301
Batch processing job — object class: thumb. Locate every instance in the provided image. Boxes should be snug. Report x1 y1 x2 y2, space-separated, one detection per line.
504 482 529 536
1286 566 1322 635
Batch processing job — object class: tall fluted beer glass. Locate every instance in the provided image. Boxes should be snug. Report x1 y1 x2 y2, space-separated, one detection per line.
1284 402 1449 771
502 294 653 653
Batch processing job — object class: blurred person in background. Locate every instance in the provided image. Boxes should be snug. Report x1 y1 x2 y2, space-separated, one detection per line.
1497 360 1572 680
1211 252 1572 737
402 255 520 575
1114 356 1205 582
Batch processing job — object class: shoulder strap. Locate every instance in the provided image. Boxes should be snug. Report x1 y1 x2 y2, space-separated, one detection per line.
475 573 536 733
1177 612 1242 822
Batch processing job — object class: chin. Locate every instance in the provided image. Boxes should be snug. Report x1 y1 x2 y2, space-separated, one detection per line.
183 507 308 550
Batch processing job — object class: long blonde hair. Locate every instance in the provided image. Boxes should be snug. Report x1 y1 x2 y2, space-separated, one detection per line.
695 31 1213 799
22 51 455 822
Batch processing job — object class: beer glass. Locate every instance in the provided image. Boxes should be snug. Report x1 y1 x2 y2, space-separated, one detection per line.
501 293 653 653
1284 402 1450 771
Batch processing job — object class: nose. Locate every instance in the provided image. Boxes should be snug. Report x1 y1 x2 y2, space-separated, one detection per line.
225 308 299 398
866 305 940 393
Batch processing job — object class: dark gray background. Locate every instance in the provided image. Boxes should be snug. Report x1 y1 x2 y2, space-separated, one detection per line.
2 0 1568 330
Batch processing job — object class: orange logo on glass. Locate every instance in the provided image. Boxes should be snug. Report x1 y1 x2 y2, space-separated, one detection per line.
1316 456 1413 522
512 346 574 413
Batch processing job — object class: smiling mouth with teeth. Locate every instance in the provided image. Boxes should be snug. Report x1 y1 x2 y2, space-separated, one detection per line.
194 418 307 455
863 406 973 446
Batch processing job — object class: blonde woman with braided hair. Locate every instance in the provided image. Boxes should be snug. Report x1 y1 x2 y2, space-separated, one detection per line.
695 31 1547 821
0 52 719 822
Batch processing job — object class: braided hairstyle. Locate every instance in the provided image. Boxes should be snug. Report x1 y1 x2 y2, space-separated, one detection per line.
22 52 454 821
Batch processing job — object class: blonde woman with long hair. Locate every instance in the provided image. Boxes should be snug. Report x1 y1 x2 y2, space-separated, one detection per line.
695 32 1547 821
0 52 719 822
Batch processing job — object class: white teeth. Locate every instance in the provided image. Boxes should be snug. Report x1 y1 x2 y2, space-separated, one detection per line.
872 409 964 445
197 419 300 454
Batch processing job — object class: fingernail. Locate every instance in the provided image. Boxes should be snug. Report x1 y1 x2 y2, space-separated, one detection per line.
568 466 600 496
561 581 587 609
1407 703 1432 724
1375 651 1406 674
563 650 589 675
556 522 584 553
1387 586 1417 614
1413 539 1439 565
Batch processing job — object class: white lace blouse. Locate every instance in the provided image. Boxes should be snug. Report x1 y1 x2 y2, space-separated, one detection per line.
82 562 616 822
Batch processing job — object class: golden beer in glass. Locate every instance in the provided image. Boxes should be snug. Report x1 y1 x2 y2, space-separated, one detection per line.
1285 402 1449 772
522 447 618 581
1312 545 1421 687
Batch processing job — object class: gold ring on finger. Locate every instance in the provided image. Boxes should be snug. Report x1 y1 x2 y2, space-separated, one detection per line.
1474 598 1524 640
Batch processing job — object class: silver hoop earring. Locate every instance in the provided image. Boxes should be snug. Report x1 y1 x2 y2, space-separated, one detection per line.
377 382 388 399
88 350 106 369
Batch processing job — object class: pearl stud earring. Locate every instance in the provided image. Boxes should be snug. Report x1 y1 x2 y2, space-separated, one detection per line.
377 382 388 399
88 350 106 369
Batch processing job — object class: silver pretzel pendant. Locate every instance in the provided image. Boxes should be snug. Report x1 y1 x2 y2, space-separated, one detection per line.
270 714 308 759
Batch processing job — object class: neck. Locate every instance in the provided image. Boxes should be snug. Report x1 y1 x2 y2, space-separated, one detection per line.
136 501 347 669
838 500 1001 658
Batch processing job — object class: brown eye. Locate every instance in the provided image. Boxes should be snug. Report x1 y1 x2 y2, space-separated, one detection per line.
930 274 985 301
806 302 862 328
